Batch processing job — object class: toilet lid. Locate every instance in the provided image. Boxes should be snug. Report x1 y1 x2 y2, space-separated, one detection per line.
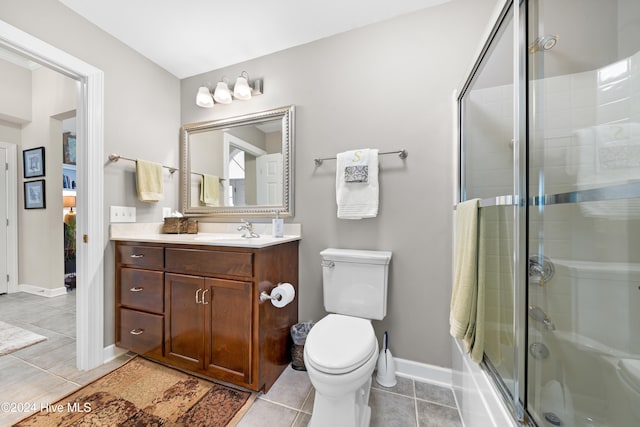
618 359 640 393
305 314 377 375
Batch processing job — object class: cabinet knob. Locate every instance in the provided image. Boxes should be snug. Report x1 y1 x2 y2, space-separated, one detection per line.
130 328 144 335
130 287 144 292
195 288 202 304
201 289 209 304
130 254 144 258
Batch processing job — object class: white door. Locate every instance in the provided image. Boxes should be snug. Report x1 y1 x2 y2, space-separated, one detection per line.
256 153 283 205
0 147 8 294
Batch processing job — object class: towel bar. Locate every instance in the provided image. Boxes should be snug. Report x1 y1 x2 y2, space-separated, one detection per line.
108 154 226 180
313 149 408 166
108 154 178 174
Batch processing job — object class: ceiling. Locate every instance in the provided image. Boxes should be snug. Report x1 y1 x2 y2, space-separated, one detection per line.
59 0 450 79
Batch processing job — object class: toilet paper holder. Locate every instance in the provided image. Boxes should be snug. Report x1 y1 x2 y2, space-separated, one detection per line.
259 290 283 303
259 282 291 304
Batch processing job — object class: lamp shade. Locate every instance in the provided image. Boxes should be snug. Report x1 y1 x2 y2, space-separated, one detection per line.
213 81 232 104
233 76 252 100
63 195 76 208
196 86 214 108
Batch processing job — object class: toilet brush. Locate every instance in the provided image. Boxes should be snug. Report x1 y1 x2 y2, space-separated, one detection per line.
376 331 397 387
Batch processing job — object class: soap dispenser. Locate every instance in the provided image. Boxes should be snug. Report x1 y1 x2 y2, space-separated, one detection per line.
272 211 284 238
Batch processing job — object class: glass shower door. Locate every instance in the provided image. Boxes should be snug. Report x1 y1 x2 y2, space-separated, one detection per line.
458 3 522 413
527 1 640 426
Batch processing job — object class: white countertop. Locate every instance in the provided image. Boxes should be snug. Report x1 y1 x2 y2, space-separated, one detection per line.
110 222 301 249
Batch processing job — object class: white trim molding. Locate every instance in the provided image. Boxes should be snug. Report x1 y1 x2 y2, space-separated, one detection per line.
103 344 128 364
0 142 18 294
0 20 104 371
394 357 454 389
18 284 67 298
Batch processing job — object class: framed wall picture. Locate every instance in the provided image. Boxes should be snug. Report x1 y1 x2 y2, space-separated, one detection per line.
24 179 46 209
63 132 76 165
23 147 45 178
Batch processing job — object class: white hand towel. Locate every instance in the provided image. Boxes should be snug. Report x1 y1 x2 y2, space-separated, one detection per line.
136 159 164 202
336 149 379 219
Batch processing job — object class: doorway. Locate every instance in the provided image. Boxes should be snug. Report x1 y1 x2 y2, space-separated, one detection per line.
0 145 8 294
0 19 105 370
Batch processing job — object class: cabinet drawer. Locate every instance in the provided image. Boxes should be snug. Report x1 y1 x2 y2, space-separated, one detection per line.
165 248 253 278
118 308 163 356
117 244 163 269
120 268 164 313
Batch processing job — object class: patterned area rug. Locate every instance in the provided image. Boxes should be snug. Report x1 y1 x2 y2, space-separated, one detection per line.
0 320 46 356
15 357 255 426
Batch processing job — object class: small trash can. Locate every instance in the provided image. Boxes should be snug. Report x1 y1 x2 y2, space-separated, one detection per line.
290 321 314 371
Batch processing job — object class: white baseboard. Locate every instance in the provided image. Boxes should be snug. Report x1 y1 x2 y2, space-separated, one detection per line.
18 283 68 297
394 357 453 388
103 344 128 363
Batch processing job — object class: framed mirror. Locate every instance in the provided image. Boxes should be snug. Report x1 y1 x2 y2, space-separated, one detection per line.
180 105 295 217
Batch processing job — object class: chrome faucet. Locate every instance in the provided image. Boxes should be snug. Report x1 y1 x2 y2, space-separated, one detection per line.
237 220 260 238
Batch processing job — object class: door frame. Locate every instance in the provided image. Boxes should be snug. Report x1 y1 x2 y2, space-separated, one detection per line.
0 20 105 370
0 142 17 295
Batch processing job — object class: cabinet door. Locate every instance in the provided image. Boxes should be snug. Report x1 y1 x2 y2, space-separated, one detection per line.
164 273 204 371
203 277 253 385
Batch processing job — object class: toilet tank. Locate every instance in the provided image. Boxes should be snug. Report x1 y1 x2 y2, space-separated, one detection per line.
320 248 392 320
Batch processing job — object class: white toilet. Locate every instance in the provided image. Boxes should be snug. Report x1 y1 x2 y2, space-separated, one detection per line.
304 248 392 427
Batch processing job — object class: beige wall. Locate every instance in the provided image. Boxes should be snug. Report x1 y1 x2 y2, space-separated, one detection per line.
0 0 181 345
181 0 497 367
0 60 31 123
0 121 21 144
18 66 75 290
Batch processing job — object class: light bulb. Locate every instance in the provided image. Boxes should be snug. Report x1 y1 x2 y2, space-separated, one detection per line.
213 81 232 104
233 76 252 100
196 86 213 108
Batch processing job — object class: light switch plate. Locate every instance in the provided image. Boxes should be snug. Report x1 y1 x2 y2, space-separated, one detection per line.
110 206 136 223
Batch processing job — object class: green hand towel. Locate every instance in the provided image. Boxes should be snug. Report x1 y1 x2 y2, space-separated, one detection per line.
450 199 481 359
199 174 220 206
136 159 164 202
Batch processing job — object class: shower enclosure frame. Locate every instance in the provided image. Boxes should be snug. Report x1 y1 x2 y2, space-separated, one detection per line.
458 0 640 425
457 0 531 424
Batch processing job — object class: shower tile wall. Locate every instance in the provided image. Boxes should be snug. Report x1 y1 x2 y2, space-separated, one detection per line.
464 85 514 199
478 206 515 387
529 49 640 346
467 47 640 375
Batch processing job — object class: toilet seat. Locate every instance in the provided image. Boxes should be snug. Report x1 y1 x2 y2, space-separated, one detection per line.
618 359 640 393
305 314 377 375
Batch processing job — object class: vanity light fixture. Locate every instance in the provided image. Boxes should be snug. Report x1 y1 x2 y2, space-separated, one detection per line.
195 72 263 108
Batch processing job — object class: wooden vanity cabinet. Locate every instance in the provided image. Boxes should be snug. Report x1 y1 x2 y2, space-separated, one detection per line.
164 273 252 386
115 240 299 392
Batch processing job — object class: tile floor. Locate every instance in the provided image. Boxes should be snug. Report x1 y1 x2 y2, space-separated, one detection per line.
0 291 133 426
238 365 462 427
0 291 462 427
